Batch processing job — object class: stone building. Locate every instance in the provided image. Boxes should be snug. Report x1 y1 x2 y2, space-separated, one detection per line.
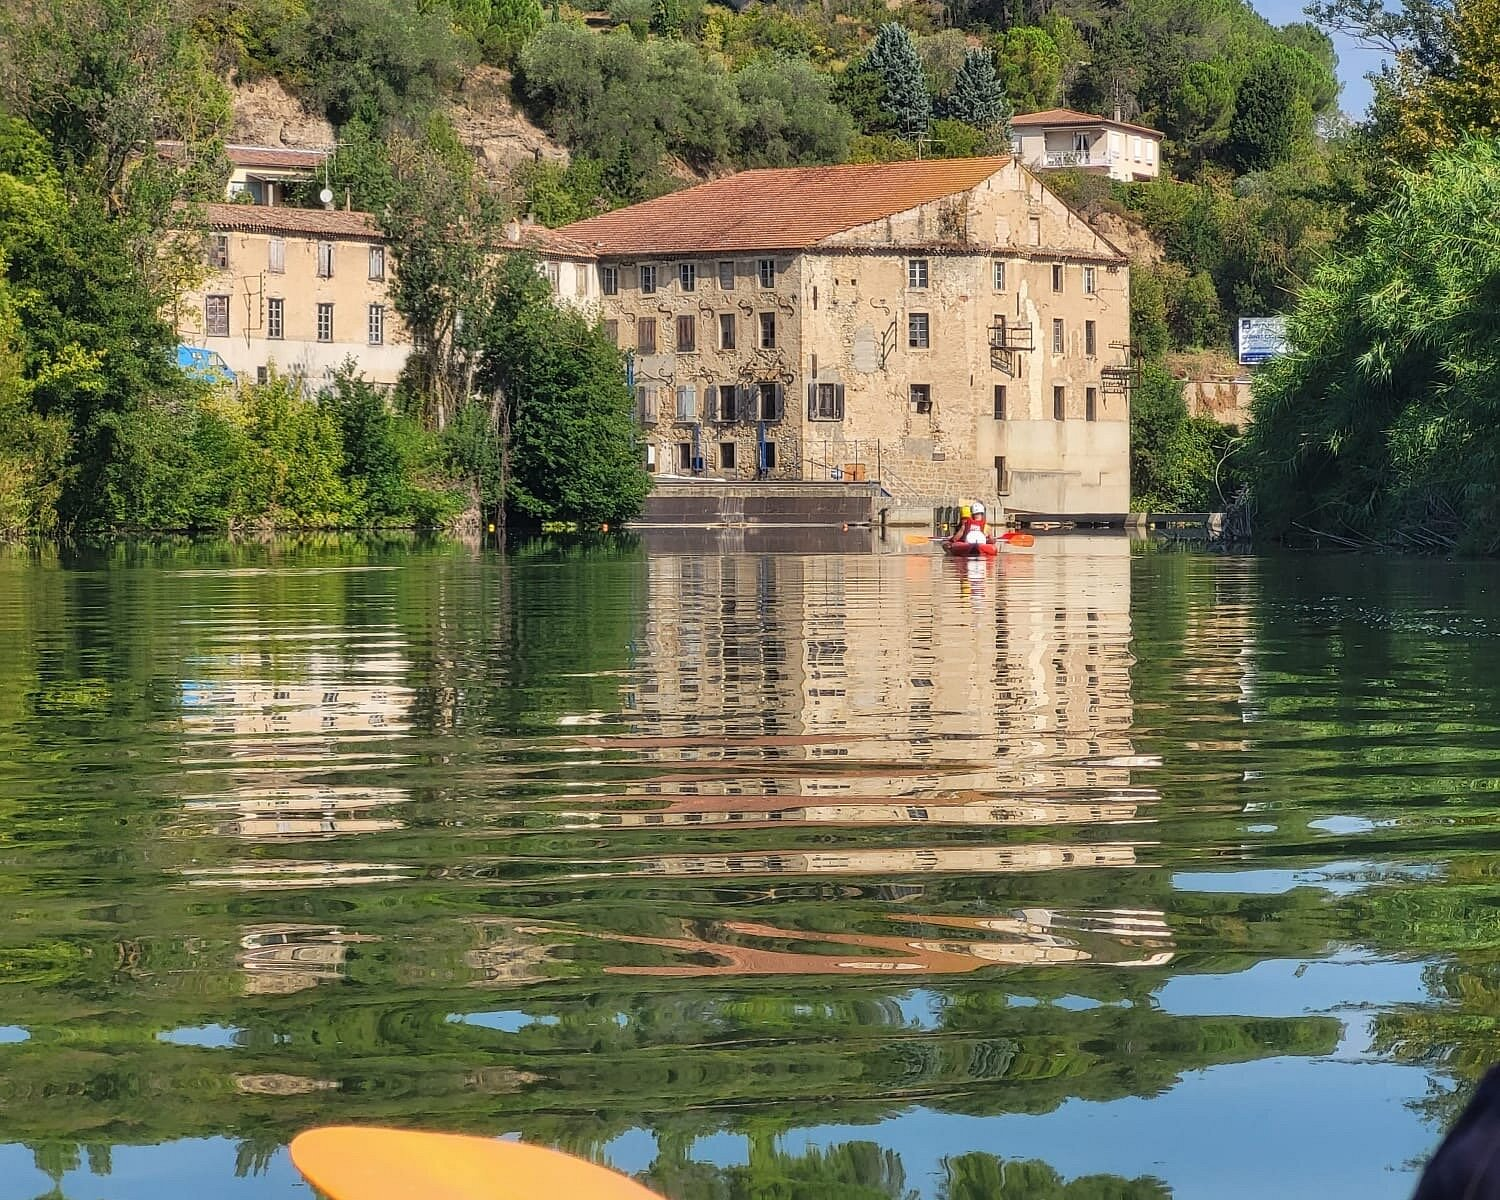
176 203 410 387
562 156 1131 516
175 204 594 389
1009 109 1164 182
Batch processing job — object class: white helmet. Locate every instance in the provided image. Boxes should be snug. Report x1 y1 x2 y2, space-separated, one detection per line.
972 502 986 516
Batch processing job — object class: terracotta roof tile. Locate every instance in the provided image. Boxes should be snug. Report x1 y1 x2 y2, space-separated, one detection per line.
155 141 331 170
199 202 382 240
226 144 331 170
511 223 597 259
1010 108 1161 138
560 157 1011 255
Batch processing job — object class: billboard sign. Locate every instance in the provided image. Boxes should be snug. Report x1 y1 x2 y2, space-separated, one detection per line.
1238 317 1288 366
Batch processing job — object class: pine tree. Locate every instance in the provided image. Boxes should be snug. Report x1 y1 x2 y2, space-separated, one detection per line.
946 48 1013 136
866 23 932 138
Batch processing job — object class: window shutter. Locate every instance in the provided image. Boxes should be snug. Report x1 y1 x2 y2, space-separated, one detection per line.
774 382 784 419
835 384 845 420
807 382 817 419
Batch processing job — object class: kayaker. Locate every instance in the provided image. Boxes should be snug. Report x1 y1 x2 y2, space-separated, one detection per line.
950 504 974 546
963 502 989 545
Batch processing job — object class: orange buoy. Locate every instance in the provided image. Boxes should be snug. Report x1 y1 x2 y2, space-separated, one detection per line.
289 1126 667 1200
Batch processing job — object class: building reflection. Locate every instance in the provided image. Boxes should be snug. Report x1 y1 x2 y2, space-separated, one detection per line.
180 785 410 841
237 924 380 995
566 905 1173 978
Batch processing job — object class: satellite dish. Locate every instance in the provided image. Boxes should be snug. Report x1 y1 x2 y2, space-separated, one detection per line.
319 187 334 206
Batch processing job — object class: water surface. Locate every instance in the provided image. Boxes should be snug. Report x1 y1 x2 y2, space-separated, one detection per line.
2 534 1498 1199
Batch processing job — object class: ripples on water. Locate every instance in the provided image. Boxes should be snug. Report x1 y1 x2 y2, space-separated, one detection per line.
1 534 1499 1198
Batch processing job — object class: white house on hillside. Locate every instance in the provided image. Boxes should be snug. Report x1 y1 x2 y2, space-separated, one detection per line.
1010 109 1163 182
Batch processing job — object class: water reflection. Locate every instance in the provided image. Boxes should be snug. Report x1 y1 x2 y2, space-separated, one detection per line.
2 539 1499 1197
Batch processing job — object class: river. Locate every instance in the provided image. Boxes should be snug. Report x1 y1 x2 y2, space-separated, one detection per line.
0 532 1496 1199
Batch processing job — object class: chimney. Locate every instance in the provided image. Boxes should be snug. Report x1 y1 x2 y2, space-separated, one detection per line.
345 188 351 211
504 217 522 243
523 213 536 228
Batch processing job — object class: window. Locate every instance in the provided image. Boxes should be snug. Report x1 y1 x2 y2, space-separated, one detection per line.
368 303 385 345
995 455 1009 494
257 365 268 385
718 260 735 289
545 261 560 290
637 318 657 353
1131 135 1142 160
1073 131 1090 155
758 312 776 349
369 245 386 281
678 262 696 292
720 441 736 469
992 384 1006 420
635 385 657 422
809 382 845 420
907 259 929 288
268 237 285 274
675 384 697 421
646 444 657 471
205 294 229 337
1146 139 1157 163
910 384 932 414
715 384 738 422
208 234 228 269
1086 386 1098 422
604 319 619 346
760 441 777 471
601 265 619 296
317 241 334 278
1053 385 1065 420
267 297 284 340
718 313 736 350
757 382 783 420
990 313 1007 348
575 263 591 296
317 302 334 343
908 312 929 349
676 314 697 352
992 259 1005 290
1028 216 1041 246
677 442 693 470
1052 318 1064 353
757 258 775 288
1051 264 1064 292
1085 319 1097 356
1084 265 1097 294
640 264 658 294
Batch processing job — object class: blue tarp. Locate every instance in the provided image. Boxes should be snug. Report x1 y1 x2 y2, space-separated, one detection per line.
175 345 236 383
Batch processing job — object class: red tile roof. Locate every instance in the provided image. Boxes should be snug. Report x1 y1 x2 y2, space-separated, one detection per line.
509 223 597 259
156 141 331 170
200 202 382 240
1011 108 1161 138
560 157 1011 255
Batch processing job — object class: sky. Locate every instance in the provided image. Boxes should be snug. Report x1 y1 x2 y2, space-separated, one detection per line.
1248 0 1390 116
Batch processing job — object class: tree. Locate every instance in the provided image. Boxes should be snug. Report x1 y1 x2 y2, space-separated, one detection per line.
946 48 1013 135
994 25 1066 113
476 255 649 527
1386 0 1500 160
865 23 932 138
382 123 506 431
733 58 853 167
1225 52 1304 172
1247 138 1500 550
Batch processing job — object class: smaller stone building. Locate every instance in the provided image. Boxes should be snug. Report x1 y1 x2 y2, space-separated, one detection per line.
177 203 409 387
1010 109 1163 182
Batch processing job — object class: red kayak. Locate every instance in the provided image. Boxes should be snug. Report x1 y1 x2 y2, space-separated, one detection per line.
943 539 998 556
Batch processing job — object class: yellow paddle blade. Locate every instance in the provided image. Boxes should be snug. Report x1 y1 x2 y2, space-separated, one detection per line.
290 1126 667 1200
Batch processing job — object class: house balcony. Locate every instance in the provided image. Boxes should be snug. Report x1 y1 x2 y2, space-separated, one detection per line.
1039 150 1120 169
